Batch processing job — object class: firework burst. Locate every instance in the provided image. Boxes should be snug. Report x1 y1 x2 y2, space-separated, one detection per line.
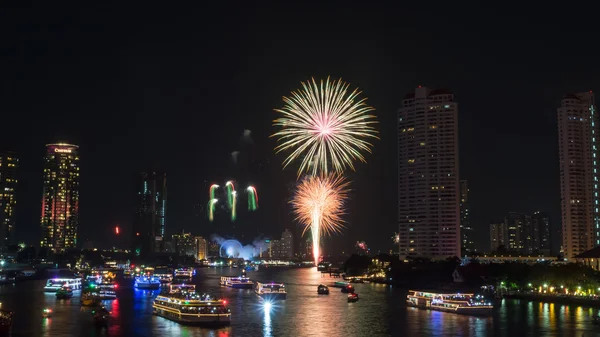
247 186 258 211
272 77 378 177
291 174 349 265
207 199 218 222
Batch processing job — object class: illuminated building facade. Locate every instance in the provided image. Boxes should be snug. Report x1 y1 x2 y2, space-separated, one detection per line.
40 143 80 252
398 87 460 258
132 172 167 257
171 232 196 257
490 222 506 252
459 180 474 255
0 152 18 248
195 236 207 261
558 92 600 259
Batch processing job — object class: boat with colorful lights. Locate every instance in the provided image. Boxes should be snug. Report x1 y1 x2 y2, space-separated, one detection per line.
44 278 82 292
56 286 74 299
255 282 286 300
81 288 102 306
406 290 494 315
98 281 118 300
154 266 174 284
173 268 194 280
134 276 161 290
152 284 231 326
220 275 254 289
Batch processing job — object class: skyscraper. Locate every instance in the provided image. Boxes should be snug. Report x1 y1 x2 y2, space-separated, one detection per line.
504 212 531 253
195 236 207 261
531 211 551 255
398 86 460 258
281 229 294 259
557 92 600 259
490 222 506 252
132 172 167 257
459 180 474 255
40 143 80 252
0 152 18 248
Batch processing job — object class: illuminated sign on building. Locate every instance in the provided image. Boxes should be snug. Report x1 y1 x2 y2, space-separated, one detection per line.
54 148 72 153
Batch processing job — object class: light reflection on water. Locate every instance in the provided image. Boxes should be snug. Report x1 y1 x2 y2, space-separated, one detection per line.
0 268 598 336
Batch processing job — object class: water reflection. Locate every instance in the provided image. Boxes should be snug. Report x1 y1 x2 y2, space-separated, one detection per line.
263 302 272 337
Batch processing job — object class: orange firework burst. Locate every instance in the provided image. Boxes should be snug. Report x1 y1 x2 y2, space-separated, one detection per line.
291 174 349 265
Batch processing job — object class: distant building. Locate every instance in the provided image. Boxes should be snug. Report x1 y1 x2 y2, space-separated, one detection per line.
558 92 600 260
459 180 474 255
531 212 551 255
398 86 460 258
269 239 281 258
195 236 207 261
171 232 196 257
281 229 294 259
132 172 167 257
490 222 506 252
40 143 80 252
504 212 532 253
0 152 18 248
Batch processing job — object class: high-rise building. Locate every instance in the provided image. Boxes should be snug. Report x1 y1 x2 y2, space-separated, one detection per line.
281 229 294 259
459 180 474 255
490 222 506 252
558 92 600 259
504 212 531 253
132 172 167 257
531 211 551 255
269 239 281 258
40 143 80 252
0 152 18 248
171 232 195 257
195 236 207 261
398 86 460 258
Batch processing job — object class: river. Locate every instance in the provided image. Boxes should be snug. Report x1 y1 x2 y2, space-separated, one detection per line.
0 267 598 336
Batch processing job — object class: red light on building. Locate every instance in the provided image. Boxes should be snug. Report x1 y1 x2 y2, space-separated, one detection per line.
136 232 140 236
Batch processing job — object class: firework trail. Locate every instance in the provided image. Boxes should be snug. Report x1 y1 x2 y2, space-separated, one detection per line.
246 186 258 211
209 184 219 200
225 181 236 210
231 191 237 221
392 232 400 244
272 77 378 177
291 174 349 265
207 199 218 222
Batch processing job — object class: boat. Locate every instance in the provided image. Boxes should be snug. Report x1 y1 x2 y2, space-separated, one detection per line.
97 281 118 300
42 308 52 318
406 290 494 316
153 285 231 326
134 276 161 290
81 288 102 306
44 278 82 292
154 267 174 284
168 284 196 293
92 306 110 327
332 281 349 288
0 309 13 334
341 285 355 293
317 284 329 295
255 282 286 300
174 268 194 280
348 293 359 302
56 286 74 299
220 276 254 289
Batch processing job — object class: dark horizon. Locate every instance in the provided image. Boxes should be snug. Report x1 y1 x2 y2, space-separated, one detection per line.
2 3 599 255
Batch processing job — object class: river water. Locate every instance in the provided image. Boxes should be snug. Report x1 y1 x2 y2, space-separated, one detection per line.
0 267 598 336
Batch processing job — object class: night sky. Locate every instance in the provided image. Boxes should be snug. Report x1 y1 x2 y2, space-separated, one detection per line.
1 3 597 254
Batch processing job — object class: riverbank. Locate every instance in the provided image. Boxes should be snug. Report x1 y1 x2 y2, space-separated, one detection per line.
505 292 600 307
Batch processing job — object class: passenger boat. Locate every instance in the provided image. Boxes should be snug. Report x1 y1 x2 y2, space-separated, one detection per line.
81 289 102 306
317 284 329 295
0 308 13 334
347 293 359 302
154 267 174 284
406 290 494 316
220 276 254 289
98 281 118 300
44 278 82 292
174 268 194 280
134 276 161 290
153 285 231 326
255 282 286 300
56 286 74 299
